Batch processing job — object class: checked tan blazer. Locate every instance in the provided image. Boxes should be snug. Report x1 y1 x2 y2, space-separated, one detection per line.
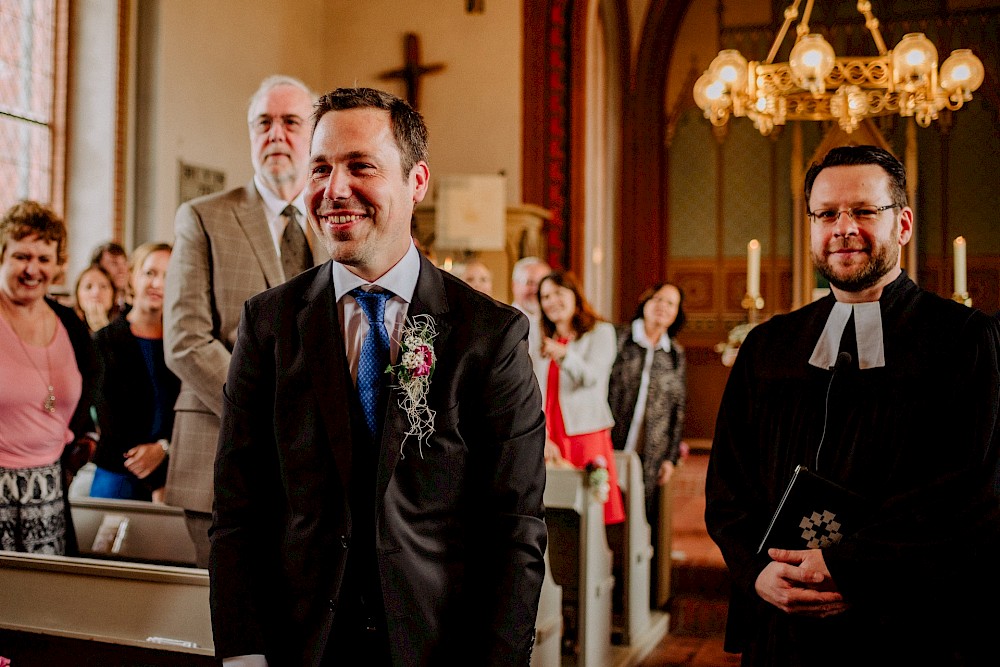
163 180 326 514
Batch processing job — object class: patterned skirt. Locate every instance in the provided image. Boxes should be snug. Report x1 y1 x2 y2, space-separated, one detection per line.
0 461 66 554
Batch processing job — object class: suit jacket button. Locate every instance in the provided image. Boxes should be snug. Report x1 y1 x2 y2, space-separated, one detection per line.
340 535 349 549
328 599 336 611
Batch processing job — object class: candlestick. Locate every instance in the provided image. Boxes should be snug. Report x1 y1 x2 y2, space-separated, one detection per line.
953 236 967 295
747 239 761 298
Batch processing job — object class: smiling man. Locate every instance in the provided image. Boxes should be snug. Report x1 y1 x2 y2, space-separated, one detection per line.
705 145 1000 665
163 75 326 568
210 87 547 667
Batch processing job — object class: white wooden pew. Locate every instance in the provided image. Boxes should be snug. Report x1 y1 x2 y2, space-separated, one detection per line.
609 451 672 666
531 550 563 667
544 466 614 667
70 496 198 567
656 469 674 607
0 551 213 664
612 450 654 644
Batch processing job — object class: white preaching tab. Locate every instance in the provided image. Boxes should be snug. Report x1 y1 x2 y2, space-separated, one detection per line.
809 301 885 370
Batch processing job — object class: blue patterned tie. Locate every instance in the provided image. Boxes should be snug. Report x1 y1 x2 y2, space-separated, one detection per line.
351 288 393 437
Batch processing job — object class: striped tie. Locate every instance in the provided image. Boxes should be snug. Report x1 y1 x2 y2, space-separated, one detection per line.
280 205 311 280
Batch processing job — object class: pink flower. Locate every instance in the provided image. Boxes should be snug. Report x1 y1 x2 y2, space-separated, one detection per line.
412 345 433 377
0 656 11 666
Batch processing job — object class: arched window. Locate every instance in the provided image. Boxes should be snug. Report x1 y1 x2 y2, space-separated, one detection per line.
0 0 66 212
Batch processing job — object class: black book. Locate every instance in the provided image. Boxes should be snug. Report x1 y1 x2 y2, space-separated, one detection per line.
757 465 871 554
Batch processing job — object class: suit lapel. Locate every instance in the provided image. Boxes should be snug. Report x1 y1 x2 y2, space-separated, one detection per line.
299 263 353 490
235 180 284 287
375 255 453 502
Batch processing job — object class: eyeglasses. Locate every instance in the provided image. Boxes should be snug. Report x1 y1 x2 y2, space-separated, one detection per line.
807 204 898 224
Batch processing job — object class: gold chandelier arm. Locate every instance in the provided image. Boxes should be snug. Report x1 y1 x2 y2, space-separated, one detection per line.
767 0 804 65
799 0 815 36
857 1 888 55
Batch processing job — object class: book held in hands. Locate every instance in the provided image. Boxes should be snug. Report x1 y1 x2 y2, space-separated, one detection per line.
757 465 871 554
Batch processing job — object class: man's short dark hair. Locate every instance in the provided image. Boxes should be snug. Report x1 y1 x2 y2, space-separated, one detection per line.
90 241 127 266
804 145 908 210
312 87 429 179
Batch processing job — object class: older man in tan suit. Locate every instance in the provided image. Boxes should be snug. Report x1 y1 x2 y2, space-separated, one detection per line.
163 75 326 567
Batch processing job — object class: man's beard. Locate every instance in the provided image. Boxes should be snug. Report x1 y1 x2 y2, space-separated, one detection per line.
814 230 898 293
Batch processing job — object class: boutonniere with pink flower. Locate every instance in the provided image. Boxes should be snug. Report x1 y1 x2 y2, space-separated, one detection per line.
387 314 438 458
585 456 611 504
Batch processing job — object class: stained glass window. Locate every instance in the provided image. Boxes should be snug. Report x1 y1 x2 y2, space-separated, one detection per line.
0 0 56 212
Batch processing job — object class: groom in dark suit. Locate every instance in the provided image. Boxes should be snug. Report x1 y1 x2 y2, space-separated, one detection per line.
210 87 548 667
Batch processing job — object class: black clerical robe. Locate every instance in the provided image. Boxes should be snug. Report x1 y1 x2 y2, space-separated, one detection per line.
705 272 1000 666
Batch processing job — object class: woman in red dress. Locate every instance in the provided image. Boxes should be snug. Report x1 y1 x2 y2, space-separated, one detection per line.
533 269 624 525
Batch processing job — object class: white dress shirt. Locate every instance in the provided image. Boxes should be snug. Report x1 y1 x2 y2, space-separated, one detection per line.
333 242 421 383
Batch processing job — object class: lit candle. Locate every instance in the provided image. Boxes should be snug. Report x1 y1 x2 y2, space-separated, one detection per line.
953 236 967 295
747 239 761 298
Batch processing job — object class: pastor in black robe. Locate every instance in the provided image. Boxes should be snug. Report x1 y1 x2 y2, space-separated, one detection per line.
705 271 1000 666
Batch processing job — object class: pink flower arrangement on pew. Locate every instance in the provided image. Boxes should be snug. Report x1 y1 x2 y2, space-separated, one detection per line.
585 456 610 504
388 314 438 458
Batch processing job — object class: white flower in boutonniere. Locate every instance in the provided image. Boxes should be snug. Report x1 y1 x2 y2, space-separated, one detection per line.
386 313 438 458
585 456 611 504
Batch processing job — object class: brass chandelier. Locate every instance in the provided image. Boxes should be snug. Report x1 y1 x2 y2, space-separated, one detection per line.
694 0 986 135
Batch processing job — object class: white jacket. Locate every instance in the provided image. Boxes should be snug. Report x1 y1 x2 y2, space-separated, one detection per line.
533 321 617 436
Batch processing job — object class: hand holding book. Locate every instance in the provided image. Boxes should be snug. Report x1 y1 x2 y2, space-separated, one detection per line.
757 465 871 554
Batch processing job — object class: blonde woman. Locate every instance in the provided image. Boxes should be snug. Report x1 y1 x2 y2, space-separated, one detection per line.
91 243 178 502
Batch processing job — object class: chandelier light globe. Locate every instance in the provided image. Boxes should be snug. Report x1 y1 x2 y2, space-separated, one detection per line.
709 49 749 92
789 34 835 95
940 49 985 97
693 1 982 136
694 73 721 109
892 33 937 90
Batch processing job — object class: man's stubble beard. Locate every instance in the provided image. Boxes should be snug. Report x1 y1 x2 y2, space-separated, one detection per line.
813 222 899 293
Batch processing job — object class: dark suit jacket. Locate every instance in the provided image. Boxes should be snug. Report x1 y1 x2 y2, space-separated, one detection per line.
210 254 548 666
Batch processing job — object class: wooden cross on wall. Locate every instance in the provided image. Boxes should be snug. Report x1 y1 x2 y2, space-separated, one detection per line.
378 33 445 110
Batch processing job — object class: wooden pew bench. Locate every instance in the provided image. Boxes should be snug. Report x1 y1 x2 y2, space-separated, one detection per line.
609 450 670 660
531 550 563 667
0 551 213 665
70 496 198 567
544 465 614 667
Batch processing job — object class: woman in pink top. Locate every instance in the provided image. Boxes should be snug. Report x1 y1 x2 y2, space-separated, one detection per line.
0 201 101 555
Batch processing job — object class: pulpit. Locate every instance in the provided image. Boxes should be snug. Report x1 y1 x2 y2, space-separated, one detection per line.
413 202 550 303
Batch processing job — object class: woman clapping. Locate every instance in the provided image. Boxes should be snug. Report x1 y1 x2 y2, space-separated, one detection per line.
534 269 624 525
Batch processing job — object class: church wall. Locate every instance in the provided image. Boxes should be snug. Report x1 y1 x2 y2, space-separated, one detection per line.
123 1 522 251
65 0 121 284
312 1 523 208
128 0 328 247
